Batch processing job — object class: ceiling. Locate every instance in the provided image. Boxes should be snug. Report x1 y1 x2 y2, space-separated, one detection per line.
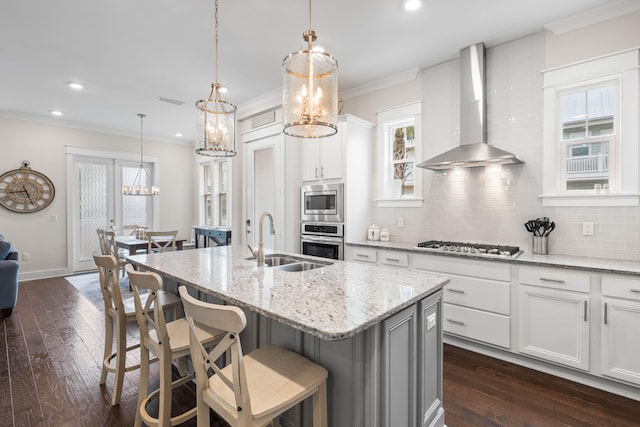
0 0 630 145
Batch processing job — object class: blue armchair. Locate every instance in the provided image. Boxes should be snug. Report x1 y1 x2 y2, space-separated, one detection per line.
0 234 19 318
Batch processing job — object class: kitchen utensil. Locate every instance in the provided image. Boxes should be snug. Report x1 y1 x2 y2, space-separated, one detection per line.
543 221 555 236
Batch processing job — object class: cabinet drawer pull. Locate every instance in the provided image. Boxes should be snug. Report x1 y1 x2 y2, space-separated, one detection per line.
315 167 318 178
356 254 370 258
320 166 324 177
447 288 465 294
630 289 640 294
540 277 566 284
446 318 465 326
584 301 588 322
385 257 400 262
604 302 608 325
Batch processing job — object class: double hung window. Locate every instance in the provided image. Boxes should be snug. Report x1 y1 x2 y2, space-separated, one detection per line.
199 159 231 227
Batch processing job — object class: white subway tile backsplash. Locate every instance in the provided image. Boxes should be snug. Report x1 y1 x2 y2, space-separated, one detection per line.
370 32 640 262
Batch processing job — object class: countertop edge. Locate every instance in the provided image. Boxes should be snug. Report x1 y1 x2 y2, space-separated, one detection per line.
127 256 449 341
347 241 640 276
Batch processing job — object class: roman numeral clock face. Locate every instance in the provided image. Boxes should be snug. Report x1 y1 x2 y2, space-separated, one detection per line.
0 162 55 213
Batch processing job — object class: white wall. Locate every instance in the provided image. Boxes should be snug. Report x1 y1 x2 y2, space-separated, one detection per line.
0 117 195 278
342 10 640 261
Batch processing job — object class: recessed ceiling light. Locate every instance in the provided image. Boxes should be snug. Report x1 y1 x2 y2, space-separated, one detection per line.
403 0 421 11
66 81 84 90
175 133 183 138
49 110 63 116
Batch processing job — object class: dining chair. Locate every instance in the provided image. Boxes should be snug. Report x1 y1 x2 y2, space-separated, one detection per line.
93 253 182 406
103 230 128 277
146 230 178 253
122 224 141 236
96 228 109 255
178 286 329 427
126 265 223 427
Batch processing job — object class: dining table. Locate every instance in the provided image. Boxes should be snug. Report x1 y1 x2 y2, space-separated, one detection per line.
115 235 186 255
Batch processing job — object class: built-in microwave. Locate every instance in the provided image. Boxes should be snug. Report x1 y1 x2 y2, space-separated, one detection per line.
300 183 344 223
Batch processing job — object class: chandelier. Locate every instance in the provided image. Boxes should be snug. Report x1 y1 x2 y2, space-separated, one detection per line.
195 0 236 157
123 114 159 196
282 0 338 138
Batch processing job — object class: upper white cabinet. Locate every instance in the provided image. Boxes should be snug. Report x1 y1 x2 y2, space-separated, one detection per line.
601 274 640 386
301 132 342 182
518 266 591 371
298 114 373 184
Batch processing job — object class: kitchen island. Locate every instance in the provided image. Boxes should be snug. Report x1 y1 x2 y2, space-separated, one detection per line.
127 245 449 427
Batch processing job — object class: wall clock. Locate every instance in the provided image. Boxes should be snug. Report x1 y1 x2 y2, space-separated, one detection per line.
0 161 55 213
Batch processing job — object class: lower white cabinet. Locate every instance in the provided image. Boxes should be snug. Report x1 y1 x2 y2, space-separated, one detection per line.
414 253 511 349
601 275 640 386
518 266 591 371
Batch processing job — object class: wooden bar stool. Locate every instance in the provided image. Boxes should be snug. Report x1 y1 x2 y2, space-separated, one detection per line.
178 286 329 427
93 254 181 407
126 265 223 427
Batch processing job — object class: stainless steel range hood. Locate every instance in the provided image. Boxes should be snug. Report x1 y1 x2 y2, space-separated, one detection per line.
417 43 523 171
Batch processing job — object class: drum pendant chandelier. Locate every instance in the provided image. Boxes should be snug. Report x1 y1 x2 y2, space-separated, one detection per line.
195 0 237 157
123 114 159 196
282 0 338 138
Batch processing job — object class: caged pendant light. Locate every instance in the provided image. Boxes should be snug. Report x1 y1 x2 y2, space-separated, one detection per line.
282 0 338 138
195 0 237 157
123 114 159 196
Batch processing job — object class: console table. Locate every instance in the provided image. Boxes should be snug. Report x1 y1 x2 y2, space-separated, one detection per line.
193 227 231 248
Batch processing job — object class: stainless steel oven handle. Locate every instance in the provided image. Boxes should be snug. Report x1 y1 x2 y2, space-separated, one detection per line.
301 235 344 244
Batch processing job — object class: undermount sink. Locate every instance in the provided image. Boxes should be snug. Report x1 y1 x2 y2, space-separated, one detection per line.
264 255 298 267
276 261 328 272
264 254 333 272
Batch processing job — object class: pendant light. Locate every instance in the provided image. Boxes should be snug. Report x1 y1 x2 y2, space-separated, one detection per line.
195 0 237 157
123 114 159 196
282 0 338 138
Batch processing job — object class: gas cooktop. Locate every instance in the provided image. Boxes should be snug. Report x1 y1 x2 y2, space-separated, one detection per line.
415 240 523 259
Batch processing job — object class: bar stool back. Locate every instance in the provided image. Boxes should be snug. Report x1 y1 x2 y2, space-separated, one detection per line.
126 265 223 427
179 286 328 427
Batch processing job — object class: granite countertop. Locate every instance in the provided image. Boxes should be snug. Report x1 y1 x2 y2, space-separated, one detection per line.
127 245 449 341
347 240 640 276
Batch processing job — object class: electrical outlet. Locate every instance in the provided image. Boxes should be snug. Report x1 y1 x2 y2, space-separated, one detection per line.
427 313 437 331
21 252 31 261
397 217 404 228
50 214 57 222
582 222 594 236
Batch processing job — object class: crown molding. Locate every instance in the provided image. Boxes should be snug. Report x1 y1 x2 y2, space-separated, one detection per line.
544 0 640 35
340 67 421 100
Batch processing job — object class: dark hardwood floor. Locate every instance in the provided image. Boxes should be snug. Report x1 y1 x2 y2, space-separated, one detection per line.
2 277 639 426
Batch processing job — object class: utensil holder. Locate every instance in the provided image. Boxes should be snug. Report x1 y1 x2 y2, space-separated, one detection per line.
532 236 548 255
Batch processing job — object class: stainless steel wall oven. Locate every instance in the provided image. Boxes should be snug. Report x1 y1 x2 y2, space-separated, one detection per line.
300 222 344 260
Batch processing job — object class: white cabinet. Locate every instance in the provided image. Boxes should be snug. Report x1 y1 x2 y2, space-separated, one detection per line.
518 266 591 371
601 275 640 386
378 250 409 268
301 132 342 182
347 246 377 264
414 254 511 349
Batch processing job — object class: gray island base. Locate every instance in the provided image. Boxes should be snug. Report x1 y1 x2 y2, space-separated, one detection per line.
127 245 449 427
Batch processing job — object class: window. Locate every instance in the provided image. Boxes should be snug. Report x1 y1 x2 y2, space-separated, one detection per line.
376 101 423 207
541 49 639 207
199 158 231 227
558 82 617 192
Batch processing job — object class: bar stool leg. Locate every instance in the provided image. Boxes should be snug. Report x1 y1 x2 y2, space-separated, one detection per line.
312 381 328 427
111 315 127 406
101 315 114 385
135 345 150 427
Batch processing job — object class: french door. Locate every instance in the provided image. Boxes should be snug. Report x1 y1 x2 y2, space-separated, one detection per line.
68 149 155 272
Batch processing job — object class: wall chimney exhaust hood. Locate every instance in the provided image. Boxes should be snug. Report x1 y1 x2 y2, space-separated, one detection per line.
417 43 523 171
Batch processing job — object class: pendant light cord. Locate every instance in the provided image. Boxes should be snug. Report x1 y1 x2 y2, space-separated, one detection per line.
214 0 219 85
138 113 145 167
308 0 312 31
